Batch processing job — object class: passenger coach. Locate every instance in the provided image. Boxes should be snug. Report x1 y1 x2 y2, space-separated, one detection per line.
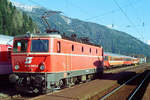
9 33 103 93
104 52 139 68
0 35 13 75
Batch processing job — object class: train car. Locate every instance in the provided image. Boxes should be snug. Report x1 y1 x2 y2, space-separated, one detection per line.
132 58 140 65
0 35 13 75
104 52 138 68
9 33 103 93
123 56 133 65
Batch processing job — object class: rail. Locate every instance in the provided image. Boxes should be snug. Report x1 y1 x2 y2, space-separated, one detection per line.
99 71 150 100
128 72 150 100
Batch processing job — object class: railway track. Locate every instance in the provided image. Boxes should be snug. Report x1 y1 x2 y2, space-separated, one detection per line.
142 75 150 100
104 63 148 73
99 70 150 100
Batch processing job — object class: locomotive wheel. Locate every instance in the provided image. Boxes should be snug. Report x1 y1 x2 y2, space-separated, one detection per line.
59 79 65 89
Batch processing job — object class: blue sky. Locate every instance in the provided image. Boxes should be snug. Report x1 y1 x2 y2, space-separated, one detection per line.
11 0 150 44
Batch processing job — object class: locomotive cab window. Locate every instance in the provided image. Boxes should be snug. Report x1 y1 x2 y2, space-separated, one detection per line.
96 49 98 54
13 40 28 52
31 39 49 52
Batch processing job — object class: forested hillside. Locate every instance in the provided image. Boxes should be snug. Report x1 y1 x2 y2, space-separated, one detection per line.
0 0 37 36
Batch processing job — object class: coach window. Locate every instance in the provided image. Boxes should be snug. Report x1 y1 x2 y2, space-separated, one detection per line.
89 48 91 53
104 56 108 61
82 46 84 52
126 58 131 61
72 45 74 51
57 41 61 53
110 57 113 60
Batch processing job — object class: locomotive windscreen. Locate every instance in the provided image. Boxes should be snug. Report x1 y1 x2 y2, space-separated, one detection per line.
31 40 49 52
13 40 28 53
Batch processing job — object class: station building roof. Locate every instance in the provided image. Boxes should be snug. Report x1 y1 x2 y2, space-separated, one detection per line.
0 35 13 45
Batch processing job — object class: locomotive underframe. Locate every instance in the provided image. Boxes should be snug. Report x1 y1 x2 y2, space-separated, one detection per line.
12 67 103 93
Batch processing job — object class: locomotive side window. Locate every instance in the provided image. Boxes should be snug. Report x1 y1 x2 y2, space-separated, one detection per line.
72 45 74 51
96 49 98 54
89 48 91 53
13 40 28 52
31 40 49 52
82 46 84 52
57 41 61 53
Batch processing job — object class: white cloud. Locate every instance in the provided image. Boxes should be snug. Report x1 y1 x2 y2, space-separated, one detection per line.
11 1 40 12
147 40 150 45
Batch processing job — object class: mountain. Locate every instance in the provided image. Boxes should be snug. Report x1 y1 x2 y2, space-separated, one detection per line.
12 2 150 58
0 0 38 36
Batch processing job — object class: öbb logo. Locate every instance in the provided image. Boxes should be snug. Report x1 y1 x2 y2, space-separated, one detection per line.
25 57 33 64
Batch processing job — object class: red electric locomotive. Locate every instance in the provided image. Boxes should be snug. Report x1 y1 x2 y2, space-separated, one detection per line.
9 33 103 93
0 35 13 75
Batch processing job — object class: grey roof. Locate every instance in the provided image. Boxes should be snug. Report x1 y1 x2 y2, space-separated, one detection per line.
104 52 134 58
15 33 62 39
0 35 13 45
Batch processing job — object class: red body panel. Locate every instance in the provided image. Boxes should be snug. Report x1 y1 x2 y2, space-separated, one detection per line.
124 61 132 65
104 61 110 68
0 44 12 62
12 54 50 72
12 37 103 74
0 44 13 75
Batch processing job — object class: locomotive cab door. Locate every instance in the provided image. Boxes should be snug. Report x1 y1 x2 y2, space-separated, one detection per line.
66 44 72 77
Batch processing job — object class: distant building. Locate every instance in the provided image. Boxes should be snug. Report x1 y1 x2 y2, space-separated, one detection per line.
147 40 150 45
139 57 147 64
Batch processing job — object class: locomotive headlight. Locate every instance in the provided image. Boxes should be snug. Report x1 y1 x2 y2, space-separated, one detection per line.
39 64 45 70
14 65 20 70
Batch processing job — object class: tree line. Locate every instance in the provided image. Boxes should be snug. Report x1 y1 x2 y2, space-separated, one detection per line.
0 0 38 36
